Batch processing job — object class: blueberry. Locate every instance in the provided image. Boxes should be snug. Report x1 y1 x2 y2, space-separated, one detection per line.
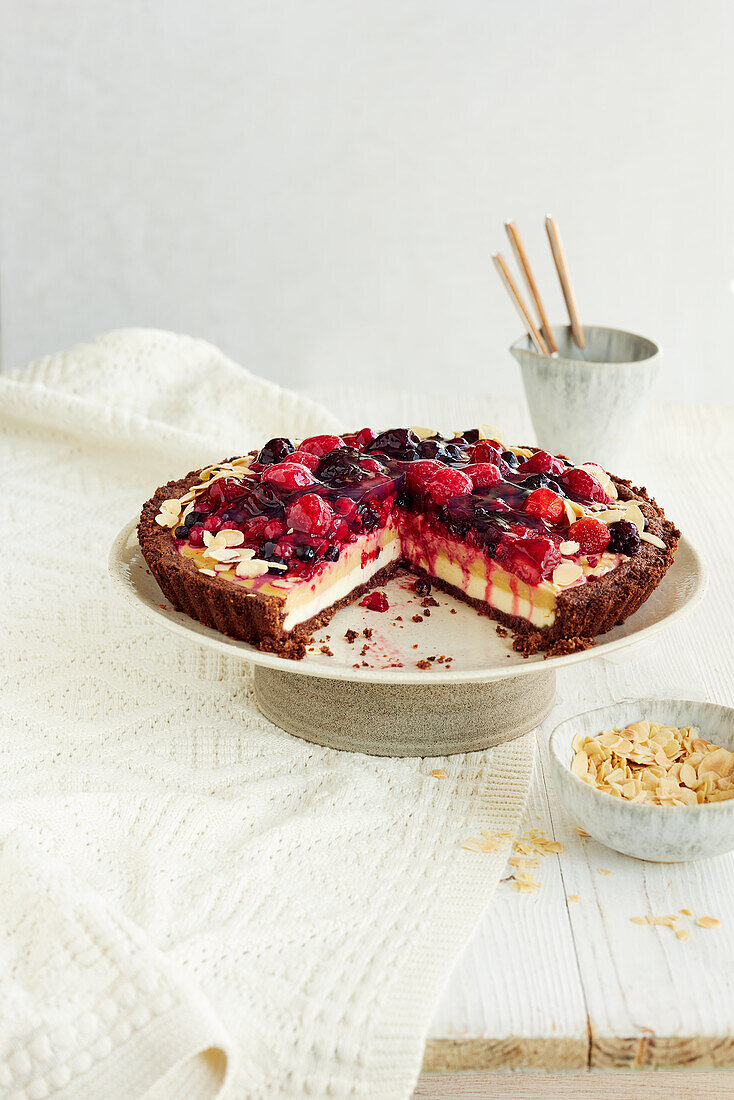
416 439 449 461
395 488 411 509
174 525 189 539
521 473 552 491
184 511 201 528
324 545 340 561
607 519 641 555
459 429 480 444
261 541 278 560
257 437 295 465
443 444 465 462
501 450 520 469
295 544 317 563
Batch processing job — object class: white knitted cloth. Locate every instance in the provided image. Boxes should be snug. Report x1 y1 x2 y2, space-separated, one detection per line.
0 330 535 1100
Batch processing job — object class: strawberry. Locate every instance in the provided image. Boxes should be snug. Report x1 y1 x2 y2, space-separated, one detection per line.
463 462 502 489
524 487 565 523
299 434 345 458
517 450 566 476
561 468 613 505
261 463 316 490
567 518 611 554
286 493 334 535
426 467 473 505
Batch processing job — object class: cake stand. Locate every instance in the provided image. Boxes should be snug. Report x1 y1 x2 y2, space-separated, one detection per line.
109 520 707 756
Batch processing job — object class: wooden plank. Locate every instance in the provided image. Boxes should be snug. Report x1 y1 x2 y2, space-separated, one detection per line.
413 1070 734 1098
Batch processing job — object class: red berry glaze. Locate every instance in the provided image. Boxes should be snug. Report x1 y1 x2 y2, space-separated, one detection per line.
360 591 389 612
286 493 334 535
517 450 566 476
359 457 385 477
208 476 250 505
499 536 562 585
463 462 502 488
524 487 565 523
299 434 345 458
261 463 316 490
567 518 611 554
426 467 473 504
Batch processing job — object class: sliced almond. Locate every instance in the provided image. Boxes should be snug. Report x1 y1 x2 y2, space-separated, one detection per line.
640 532 666 550
477 423 503 441
559 540 580 555
411 426 437 440
235 560 269 579
624 503 646 532
553 561 584 588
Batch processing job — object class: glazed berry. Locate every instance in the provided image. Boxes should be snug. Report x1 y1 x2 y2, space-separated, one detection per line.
299 434 345 458
256 437 295 466
290 450 321 471
324 545 340 561
426 467 473 505
261 463 316 491
360 591 389 612
416 439 449 460
202 514 223 533
188 527 204 548
517 450 566 477
463 462 502 489
334 496 358 517
174 525 188 539
499 536 562 585
208 476 250 506
607 519 642 555
561 468 613 505
568 518 612 554
328 517 351 540
406 459 444 492
413 577 432 595
359 457 385 477
355 427 378 448
524 487 566 523
471 441 504 465
358 504 381 531
317 448 367 486
295 544 318 563
286 493 334 535
184 511 202 528
262 517 287 540
501 449 520 468
521 472 554 492
365 428 420 461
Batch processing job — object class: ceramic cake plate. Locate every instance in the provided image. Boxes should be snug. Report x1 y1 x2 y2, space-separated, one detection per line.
110 519 707 756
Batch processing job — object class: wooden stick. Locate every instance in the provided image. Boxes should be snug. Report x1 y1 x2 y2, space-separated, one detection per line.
492 253 550 355
504 221 558 353
545 215 585 349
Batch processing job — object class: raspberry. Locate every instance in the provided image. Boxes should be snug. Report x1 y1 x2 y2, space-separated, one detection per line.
208 476 249 505
334 496 358 518
360 591 389 612
202 515 223 532
568 518 611 554
299 434 345 458
524 487 565 523
328 516 351 541
427 467 473 504
286 493 334 535
517 450 566 476
499 536 562 585
561 468 613 504
359 457 385 477
470 441 504 466
463 462 502 489
355 427 378 448
289 450 321 471
406 459 444 492
261 463 316 491
262 517 287 540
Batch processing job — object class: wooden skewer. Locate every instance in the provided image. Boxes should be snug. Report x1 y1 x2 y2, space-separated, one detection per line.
545 214 585 349
504 221 558 353
492 253 550 355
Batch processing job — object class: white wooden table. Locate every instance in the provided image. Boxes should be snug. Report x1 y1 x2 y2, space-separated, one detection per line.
309 388 734 1091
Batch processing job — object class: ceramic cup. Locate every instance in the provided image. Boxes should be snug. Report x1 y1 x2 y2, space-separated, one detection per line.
510 325 659 470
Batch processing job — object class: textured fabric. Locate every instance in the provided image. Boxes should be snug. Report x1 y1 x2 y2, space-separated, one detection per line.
0 329 535 1099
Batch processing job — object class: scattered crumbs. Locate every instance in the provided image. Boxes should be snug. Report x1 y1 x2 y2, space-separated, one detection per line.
510 872 542 894
680 908 693 916
359 645 369 657
352 663 360 669
344 629 358 644
319 645 334 657
416 659 432 670
412 614 424 623
568 894 579 903
676 928 691 941
696 916 722 929
159 604 167 611
412 644 419 649
423 609 431 617
362 628 373 639
449 608 457 614
598 868 612 876
495 625 508 637
431 768 447 779
395 615 403 622
421 596 439 608
361 660 369 667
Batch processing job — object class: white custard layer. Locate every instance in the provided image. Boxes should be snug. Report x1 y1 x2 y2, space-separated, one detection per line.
282 536 401 629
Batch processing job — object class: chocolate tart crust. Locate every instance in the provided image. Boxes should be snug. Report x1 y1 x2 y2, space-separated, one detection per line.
138 463 680 660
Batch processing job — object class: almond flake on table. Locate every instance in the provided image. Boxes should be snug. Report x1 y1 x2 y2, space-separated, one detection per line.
696 916 722 929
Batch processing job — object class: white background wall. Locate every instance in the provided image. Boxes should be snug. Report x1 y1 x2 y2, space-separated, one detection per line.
2 0 733 402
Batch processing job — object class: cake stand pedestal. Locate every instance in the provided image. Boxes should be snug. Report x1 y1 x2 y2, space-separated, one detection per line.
252 665 556 756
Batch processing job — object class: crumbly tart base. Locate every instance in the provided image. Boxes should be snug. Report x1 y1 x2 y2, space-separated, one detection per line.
138 468 680 661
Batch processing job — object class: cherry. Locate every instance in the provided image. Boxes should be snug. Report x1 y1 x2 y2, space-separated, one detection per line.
187 527 204 548
517 450 566 477
202 514 223 532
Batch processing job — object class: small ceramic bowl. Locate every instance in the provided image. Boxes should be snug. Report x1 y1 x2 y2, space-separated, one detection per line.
549 699 734 862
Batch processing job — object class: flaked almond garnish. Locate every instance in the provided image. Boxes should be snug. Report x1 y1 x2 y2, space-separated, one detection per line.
624 503 646 532
563 499 585 525
592 508 625 526
696 916 722 929
198 567 217 576
680 908 693 916
235 560 270 579
411 426 437 439
477 423 503 441
640 532 666 549
559 540 580 555
553 561 584 588
571 721 734 806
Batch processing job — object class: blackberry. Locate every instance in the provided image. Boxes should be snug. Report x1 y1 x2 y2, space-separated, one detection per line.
317 448 367 487
257 437 295 465
416 439 449 461
358 504 380 531
521 473 553 491
607 519 641 555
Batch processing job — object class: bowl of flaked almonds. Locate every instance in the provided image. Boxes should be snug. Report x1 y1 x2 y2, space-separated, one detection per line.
549 699 734 861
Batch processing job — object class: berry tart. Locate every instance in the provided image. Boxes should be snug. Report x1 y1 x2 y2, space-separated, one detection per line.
138 428 680 659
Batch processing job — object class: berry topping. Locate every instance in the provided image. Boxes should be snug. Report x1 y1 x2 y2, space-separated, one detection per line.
202 514 223 533
256 437 295 466
295 544 317 563
261 463 316 491
360 591 389 612
187 527 204 548
174 525 188 539
561 468 613 505
406 459 444 492
289 450 321 471
208 476 250 506
299 434 345 458
262 517 287 540
499 536 562 585
501 449 520 468
517 450 566 476
365 428 420 461
470 441 505 466
355 427 378 448
426 467 473 505
286 493 334 535
463 462 502 489
413 577 432 595
359 457 386 477
317 448 368 486
324 545 340 561
567 518 612 555
334 496 358 517
607 519 642 555
524 487 565 523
